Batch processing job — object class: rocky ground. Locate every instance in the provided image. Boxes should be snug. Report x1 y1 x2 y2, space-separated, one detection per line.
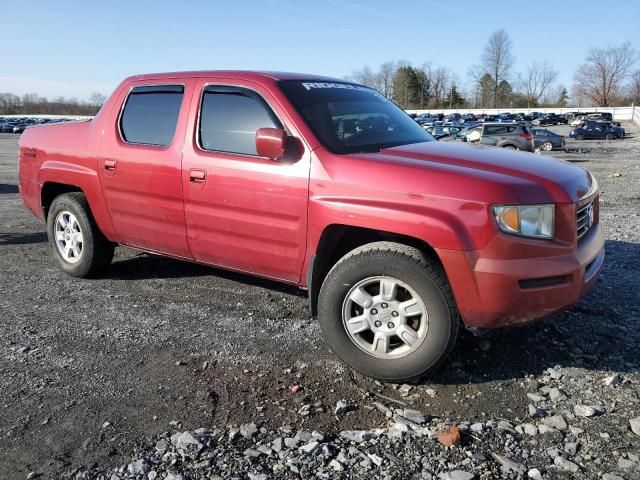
0 123 639 480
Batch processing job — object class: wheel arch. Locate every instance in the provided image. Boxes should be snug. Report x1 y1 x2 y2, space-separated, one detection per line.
41 182 84 219
306 224 444 317
38 163 119 241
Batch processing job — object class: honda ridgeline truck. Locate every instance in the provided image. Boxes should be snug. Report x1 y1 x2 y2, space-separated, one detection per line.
18 71 605 381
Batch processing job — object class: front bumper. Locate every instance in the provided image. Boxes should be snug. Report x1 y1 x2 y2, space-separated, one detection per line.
437 223 605 329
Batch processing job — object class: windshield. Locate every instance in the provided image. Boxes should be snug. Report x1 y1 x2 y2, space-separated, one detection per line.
278 80 434 154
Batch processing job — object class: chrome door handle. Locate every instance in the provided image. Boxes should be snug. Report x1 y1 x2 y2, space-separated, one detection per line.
104 159 117 171
189 169 206 183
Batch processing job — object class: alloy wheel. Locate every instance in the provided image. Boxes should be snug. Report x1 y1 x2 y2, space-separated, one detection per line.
54 211 84 264
342 276 429 359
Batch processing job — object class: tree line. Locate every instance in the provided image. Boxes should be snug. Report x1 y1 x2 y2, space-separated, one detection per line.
348 30 639 110
3 32 639 114
0 92 106 115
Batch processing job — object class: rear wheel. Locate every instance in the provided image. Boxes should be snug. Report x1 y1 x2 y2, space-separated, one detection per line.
541 141 554 151
502 144 517 149
47 193 115 277
317 242 459 382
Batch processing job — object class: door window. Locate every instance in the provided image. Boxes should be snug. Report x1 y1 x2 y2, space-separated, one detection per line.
119 85 184 146
198 87 281 156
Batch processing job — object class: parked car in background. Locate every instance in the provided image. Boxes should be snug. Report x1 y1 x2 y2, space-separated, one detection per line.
514 113 535 123
0 116 74 134
531 128 565 151
425 124 463 139
605 123 626 138
570 116 588 127
468 123 535 151
587 112 613 122
424 125 450 139
570 122 625 140
533 114 568 126
415 114 436 124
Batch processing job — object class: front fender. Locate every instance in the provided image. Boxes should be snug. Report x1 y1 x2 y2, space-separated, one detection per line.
307 194 490 255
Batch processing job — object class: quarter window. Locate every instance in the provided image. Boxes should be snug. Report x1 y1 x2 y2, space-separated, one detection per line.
119 85 184 146
199 87 281 155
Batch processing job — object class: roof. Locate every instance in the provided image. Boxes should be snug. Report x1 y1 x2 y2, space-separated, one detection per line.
124 70 344 83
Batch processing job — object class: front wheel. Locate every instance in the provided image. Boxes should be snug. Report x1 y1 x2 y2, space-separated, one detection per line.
576 135 584 141
47 192 115 277
317 242 459 382
605 133 614 140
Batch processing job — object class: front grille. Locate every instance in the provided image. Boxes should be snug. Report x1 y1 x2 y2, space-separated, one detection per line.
576 200 594 240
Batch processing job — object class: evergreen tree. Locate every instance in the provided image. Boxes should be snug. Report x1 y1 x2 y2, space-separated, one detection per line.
496 80 513 107
445 85 465 108
556 88 569 107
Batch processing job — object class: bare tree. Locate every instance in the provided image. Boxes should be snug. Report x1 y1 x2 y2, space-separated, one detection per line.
481 29 515 108
626 70 640 105
429 66 449 108
573 41 637 106
89 92 107 107
378 61 396 98
349 66 378 89
518 61 558 107
571 83 589 108
0 92 102 115
0 93 22 114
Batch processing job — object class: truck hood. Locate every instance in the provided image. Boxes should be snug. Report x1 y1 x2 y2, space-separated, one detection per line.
352 141 595 203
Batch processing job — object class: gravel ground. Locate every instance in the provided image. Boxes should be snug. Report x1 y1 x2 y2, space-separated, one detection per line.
0 124 639 480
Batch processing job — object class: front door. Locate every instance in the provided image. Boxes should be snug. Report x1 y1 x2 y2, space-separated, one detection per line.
181 81 310 282
98 81 194 258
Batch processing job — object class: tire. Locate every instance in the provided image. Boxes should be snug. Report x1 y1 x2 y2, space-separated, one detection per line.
317 241 460 382
541 141 554 151
576 135 584 141
605 134 614 140
502 144 517 149
46 192 115 278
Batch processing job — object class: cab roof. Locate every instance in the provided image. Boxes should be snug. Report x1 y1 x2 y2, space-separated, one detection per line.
124 70 344 83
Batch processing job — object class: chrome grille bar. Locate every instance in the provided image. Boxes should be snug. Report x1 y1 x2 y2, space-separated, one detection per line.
576 201 594 240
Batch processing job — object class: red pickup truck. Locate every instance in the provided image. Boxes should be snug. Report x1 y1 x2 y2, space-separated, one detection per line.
19 71 605 381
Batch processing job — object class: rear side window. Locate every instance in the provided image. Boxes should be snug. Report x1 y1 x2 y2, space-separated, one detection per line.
120 85 184 146
199 86 281 155
484 126 506 135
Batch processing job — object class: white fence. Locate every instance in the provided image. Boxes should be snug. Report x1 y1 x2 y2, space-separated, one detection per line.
632 106 640 126
407 106 638 122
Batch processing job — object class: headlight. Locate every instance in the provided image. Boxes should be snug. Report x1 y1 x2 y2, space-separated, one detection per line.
492 204 555 239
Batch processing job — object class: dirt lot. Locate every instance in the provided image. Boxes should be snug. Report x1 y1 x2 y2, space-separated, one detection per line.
1 125 639 479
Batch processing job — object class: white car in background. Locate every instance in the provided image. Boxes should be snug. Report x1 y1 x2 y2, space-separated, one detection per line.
570 116 587 127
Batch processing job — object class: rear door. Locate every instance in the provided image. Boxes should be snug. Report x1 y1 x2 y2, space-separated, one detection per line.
180 79 311 282
480 125 506 146
97 81 194 258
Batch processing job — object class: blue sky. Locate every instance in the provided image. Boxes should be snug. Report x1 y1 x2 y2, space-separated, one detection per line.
1 0 639 100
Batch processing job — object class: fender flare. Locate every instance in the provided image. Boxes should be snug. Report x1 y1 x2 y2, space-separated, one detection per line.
38 161 119 241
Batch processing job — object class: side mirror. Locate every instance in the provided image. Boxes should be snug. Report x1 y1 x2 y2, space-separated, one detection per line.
256 128 287 160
